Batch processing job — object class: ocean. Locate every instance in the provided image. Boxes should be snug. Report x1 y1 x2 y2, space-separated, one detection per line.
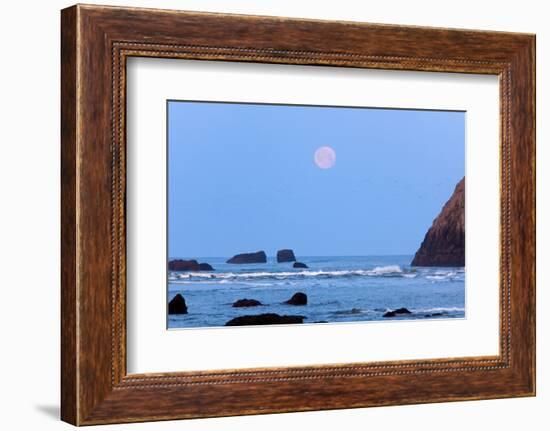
167 255 465 329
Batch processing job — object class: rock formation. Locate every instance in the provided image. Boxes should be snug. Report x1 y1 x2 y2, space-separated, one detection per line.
226 251 267 264
293 262 308 269
168 259 213 271
168 294 188 314
225 313 305 326
284 292 307 306
232 298 262 307
411 178 465 267
277 249 296 262
383 307 412 318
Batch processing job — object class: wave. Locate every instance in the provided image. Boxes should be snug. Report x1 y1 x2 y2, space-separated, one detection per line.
370 265 402 275
332 308 364 315
168 265 414 283
426 270 463 281
414 307 465 314
326 306 464 317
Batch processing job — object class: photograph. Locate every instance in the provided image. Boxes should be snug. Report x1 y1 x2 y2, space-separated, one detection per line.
167 100 466 328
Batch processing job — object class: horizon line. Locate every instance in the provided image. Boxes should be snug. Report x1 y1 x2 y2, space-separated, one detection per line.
168 253 415 259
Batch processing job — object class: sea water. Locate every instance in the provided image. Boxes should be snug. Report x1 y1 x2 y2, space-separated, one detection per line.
167 255 465 329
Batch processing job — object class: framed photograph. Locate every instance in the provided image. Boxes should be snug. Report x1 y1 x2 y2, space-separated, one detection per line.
61 4 535 425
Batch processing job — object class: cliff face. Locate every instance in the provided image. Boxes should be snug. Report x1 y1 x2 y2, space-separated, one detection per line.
411 178 465 267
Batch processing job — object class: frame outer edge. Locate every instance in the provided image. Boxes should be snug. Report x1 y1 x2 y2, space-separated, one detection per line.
523 34 536 395
505 35 536 395
531 34 536 396
61 5 80 426
526 35 536 395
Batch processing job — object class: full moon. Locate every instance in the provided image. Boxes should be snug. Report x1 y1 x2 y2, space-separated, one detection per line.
314 146 336 169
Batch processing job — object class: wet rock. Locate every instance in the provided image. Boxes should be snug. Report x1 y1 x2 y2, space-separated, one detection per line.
383 307 412 318
225 313 305 326
284 292 307 306
424 312 445 317
277 249 296 262
168 259 214 271
232 298 262 307
168 294 188 315
293 262 308 269
411 178 465 267
226 251 267 264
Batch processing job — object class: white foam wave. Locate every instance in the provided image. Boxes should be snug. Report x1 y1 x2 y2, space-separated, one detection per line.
169 265 408 282
416 307 465 313
425 270 464 281
369 265 402 275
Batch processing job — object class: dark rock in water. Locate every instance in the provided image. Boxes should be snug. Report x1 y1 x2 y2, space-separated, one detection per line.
293 261 308 269
383 307 412 318
225 313 305 326
314 321 329 324
424 312 445 317
168 259 214 271
284 292 307 306
197 262 214 271
226 251 267 264
232 298 262 308
333 308 362 315
394 307 411 314
411 178 465 267
168 294 188 315
277 249 296 262
168 259 199 271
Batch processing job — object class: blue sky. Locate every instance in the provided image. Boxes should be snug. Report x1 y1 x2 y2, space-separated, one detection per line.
168 101 464 257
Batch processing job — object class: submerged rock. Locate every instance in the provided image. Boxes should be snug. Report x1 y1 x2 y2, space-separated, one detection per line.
168 294 188 315
411 178 465 267
225 313 305 326
226 251 267 264
383 307 412 318
293 262 308 269
232 298 262 308
424 312 445 317
333 308 362 315
168 259 214 271
284 292 307 306
277 249 296 262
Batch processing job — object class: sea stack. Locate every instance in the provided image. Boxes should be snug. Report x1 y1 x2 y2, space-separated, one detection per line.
168 259 213 271
226 251 267 264
168 294 188 315
284 292 308 306
277 249 296 262
411 178 465 267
